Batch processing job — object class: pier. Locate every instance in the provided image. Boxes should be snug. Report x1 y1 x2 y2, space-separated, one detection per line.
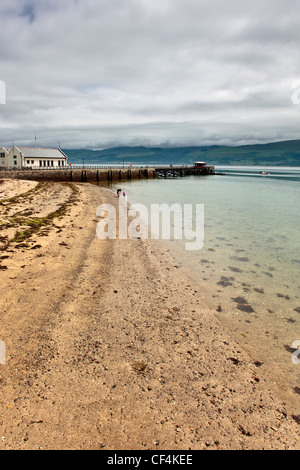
0 163 215 183
155 164 215 178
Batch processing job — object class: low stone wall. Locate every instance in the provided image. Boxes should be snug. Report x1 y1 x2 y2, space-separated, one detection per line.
0 168 157 183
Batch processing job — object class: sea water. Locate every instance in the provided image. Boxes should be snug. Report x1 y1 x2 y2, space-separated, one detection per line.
108 167 300 409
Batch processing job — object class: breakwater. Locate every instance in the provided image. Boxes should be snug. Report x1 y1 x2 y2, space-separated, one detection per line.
0 167 157 182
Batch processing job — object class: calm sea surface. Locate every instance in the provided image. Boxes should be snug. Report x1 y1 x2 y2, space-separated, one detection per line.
106 166 300 409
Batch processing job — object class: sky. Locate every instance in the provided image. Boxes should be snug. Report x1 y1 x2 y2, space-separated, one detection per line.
1 0 300 149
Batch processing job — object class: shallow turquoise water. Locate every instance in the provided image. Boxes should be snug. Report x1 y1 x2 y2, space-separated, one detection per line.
107 167 300 406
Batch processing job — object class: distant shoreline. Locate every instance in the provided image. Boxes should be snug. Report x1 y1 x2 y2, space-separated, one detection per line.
60 139 300 167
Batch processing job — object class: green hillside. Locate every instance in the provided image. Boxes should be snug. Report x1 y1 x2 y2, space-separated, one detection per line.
64 140 300 166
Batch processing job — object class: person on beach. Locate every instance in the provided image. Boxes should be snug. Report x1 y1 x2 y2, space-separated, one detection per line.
117 189 121 197
123 191 126 197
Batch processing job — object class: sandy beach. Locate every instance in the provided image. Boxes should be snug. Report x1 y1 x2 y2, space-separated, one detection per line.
0 178 299 450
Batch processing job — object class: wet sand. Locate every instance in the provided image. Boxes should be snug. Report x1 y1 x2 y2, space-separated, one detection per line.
0 179 299 450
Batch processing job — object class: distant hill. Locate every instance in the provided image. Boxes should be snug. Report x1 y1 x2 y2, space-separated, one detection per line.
63 140 300 166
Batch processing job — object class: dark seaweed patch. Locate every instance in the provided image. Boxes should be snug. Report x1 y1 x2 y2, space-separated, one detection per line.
231 256 250 262
292 415 300 425
228 266 243 273
277 293 291 301
254 288 264 294
232 296 254 313
217 276 234 287
232 296 248 304
262 271 273 278
237 304 254 313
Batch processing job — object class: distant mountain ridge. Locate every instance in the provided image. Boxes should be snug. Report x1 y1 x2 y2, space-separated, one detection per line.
63 139 300 166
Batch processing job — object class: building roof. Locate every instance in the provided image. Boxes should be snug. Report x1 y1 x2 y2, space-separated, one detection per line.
15 147 67 159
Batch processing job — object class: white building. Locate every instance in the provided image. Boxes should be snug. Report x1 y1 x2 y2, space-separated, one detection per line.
0 146 68 169
0 147 9 167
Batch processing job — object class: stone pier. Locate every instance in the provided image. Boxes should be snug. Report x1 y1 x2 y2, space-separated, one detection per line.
0 168 157 183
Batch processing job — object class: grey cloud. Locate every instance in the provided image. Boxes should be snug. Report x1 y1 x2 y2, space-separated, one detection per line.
1 0 300 149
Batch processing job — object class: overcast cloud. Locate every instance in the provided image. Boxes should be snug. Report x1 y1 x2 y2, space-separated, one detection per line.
1 0 300 149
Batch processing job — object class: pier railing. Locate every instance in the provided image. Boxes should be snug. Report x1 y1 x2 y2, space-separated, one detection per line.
1 165 151 171
0 164 213 171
